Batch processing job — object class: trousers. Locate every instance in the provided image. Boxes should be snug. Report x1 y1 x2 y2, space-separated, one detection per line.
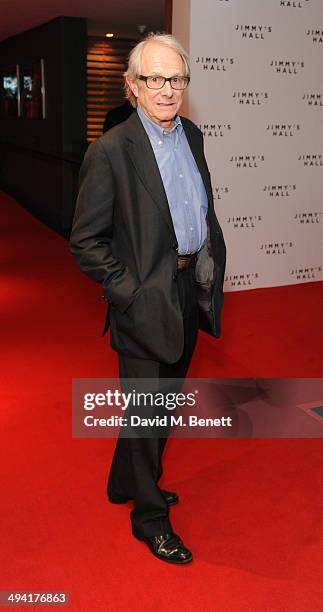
107 265 199 538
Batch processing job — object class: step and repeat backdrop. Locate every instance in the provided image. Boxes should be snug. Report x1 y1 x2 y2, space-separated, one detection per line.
174 0 323 291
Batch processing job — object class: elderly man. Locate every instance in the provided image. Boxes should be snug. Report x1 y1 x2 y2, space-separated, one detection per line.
70 32 226 564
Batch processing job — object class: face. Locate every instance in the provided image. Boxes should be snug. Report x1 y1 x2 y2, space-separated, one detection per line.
127 42 186 128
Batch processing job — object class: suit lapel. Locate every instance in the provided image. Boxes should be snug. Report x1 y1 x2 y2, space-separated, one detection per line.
124 112 176 238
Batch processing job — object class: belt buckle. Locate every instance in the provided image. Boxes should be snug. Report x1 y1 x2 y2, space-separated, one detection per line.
177 254 196 270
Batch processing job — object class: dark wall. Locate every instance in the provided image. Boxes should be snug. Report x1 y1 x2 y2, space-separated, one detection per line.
0 16 87 236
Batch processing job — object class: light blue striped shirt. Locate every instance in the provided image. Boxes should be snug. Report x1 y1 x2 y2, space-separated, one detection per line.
137 105 208 255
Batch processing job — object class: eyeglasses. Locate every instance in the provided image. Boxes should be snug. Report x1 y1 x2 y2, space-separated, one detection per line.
138 75 190 90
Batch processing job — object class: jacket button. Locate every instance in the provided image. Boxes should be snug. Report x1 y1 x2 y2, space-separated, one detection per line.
172 243 178 251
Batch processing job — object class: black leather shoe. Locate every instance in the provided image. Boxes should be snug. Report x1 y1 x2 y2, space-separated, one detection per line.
138 532 193 564
108 489 179 506
161 490 179 506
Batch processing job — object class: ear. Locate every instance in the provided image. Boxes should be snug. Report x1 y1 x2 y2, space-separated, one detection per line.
126 77 139 99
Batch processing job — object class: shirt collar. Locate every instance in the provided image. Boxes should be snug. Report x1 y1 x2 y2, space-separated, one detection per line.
137 105 183 145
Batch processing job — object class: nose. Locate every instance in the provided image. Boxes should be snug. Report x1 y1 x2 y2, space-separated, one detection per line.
162 80 173 97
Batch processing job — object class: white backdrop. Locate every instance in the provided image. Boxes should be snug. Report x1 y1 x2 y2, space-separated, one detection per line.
173 0 323 291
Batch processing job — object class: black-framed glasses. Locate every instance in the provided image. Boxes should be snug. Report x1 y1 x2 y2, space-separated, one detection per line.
138 75 190 90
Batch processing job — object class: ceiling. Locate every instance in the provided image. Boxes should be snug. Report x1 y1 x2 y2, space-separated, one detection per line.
0 0 166 42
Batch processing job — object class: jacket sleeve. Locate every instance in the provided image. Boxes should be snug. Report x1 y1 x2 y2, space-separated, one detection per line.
69 138 140 313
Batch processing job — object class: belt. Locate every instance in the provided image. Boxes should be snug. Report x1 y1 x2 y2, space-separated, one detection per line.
177 253 197 270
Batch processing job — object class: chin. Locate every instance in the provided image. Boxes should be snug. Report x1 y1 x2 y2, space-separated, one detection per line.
158 112 173 118
156 105 177 113
157 116 174 125
157 109 177 119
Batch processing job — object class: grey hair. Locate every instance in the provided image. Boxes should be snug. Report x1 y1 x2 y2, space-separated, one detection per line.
124 32 190 107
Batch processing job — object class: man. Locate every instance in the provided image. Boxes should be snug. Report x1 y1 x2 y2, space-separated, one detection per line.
70 32 226 564
102 100 134 133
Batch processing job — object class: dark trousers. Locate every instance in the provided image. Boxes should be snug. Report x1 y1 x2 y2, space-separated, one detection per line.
107 266 199 538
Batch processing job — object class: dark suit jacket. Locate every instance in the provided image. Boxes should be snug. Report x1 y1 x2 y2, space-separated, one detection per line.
69 111 226 363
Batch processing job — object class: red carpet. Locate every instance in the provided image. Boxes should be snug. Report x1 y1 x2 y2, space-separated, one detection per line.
1 191 322 610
